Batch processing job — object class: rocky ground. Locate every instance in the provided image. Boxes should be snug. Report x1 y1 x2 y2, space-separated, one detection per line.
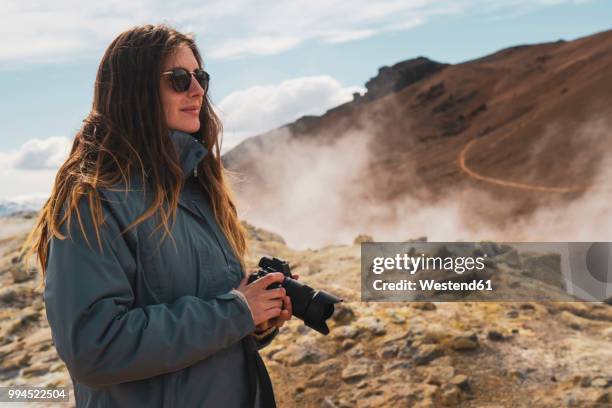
0 215 610 407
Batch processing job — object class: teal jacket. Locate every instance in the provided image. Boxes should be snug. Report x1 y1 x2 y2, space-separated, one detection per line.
44 130 277 407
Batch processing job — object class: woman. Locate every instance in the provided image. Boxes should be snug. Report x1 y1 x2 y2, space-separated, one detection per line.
22 24 294 407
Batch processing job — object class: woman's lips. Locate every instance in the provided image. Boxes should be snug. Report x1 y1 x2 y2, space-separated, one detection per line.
181 108 200 116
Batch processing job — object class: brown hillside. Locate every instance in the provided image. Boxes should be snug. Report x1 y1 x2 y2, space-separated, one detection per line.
224 30 612 246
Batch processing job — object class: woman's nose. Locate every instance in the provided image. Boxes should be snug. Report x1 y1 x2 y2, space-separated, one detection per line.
188 74 205 97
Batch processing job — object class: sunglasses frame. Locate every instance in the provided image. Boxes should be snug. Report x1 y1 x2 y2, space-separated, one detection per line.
161 67 210 93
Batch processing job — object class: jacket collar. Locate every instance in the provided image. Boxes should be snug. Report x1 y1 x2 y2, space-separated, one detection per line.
169 129 208 179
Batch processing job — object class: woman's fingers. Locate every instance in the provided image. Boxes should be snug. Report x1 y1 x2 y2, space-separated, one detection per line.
261 287 285 300
262 307 282 322
262 299 283 310
251 272 284 290
284 295 292 316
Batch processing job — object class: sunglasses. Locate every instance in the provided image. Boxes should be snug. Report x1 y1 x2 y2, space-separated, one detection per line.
161 67 210 93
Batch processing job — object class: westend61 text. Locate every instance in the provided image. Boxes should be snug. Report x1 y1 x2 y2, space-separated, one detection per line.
372 279 493 291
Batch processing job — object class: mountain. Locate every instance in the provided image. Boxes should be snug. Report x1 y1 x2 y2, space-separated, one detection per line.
223 30 612 248
0 198 45 218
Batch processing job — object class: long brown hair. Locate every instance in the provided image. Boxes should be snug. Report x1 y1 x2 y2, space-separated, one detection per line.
21 23 247 278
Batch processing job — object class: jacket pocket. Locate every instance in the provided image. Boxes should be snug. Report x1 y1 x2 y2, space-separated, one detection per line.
136 228 166 303
196 238 233 299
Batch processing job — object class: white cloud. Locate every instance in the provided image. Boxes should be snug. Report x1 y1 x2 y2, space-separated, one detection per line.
0 136 66 200
0 0 592 65
10 136 71 170
208 35 303 60
0 136 68 200
217 75 365 150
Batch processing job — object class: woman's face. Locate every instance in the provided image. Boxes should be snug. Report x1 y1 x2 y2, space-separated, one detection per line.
160 45 206 133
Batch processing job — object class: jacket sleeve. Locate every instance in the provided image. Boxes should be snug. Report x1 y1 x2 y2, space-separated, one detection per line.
44 197 256 388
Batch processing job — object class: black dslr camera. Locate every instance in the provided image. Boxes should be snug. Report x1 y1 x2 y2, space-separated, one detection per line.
247 256 342 335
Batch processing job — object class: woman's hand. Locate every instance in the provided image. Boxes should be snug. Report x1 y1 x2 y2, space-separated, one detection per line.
255 273 300 332
236 272 286 326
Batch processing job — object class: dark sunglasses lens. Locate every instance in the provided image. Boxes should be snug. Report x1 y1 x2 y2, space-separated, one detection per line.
194 70 209 92
171 69 191 92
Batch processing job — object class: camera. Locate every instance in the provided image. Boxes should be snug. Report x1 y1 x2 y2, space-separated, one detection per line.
247 256 342 335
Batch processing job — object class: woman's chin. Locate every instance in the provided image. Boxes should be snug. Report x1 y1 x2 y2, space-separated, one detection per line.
173 120 200 134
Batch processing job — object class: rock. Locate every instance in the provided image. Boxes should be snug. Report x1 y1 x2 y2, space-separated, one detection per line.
348 346 365 358
378 345 398 359
487 330 506 342
306 373 327 388
336 399 352 408
450 374 470 391
353 234 373 244
4 311 40 338
521 252 564 289
411 302 437 311
23 327 52 350
321 397 337 408
0 351 31 372
10 266 30 283
363 58 447 103
601 327 612 341
312 359 341 375
452 335 479 351
441 386 461 406
591 377 610 388
507 310 519 318
242 221 286 244
422 329 447 344
478 242 506 257
341 339 356 350
595 391 611 404
0 287 19 305
386 309 406 323
413 398 434 408
381 331 411 345
297 325 313 335
308 261 323 275
419 383 439 399
497 249 521 268
341 360 370 382
333 325 359 340
50 362 66 373
511 369 535 383
414 344 444 365
424 365 456 385
398 342 413 359
272 344 327 366
571 374 591 387
22 362 48 378
405 236 428 243
332 304 355 325
357 317 386 336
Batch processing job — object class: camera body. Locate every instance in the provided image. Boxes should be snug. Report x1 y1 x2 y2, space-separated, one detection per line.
248 256 342 335
247 257 292 288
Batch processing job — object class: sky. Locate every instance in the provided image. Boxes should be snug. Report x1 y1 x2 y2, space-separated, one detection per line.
0 0 610 202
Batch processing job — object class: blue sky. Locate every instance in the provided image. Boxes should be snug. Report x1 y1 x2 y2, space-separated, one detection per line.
0 0 610 201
